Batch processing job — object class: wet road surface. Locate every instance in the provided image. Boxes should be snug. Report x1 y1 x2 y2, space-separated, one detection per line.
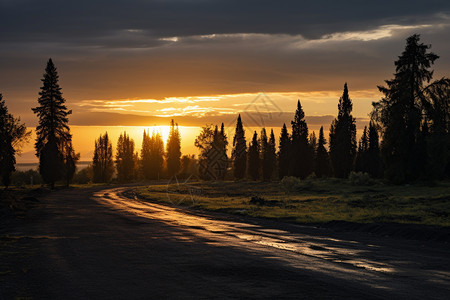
2 186 450 299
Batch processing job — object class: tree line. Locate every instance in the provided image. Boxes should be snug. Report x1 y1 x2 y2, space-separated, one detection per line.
0 34 448 187
90 120 182 183
194 34 450 183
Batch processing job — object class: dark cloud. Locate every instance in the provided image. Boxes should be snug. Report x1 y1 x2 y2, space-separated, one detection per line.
0 0 449 122
1 0 449 45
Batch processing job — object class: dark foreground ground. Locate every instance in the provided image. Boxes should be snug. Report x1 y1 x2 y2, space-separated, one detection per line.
1 186 450 299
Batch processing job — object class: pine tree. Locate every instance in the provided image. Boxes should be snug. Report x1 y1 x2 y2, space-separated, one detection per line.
423 78 450 178
367 122 382 178
309 131 317 174
195 124 215 180
141 130 152 180
166 119 181 177
232 114 247 180
247 131 260 180
0 94 28 188
115 132 136 182
329 83 357 178
278 123 291 179
315 126 330 178
216 123 228 180
92 132 114 183
260 128 269 180
355 126 369 173
261 129 276 181
291 100 313 178
63 141 79 186
372 34 439 182
32 59 75 188
149 131 165 180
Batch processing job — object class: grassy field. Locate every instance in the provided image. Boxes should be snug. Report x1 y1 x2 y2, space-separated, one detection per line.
135 178 450 227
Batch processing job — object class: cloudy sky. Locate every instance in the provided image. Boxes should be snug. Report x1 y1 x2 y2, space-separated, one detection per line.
1 0 450 124
1 0 450 161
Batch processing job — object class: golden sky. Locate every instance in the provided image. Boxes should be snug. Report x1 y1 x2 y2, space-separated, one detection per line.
2 1 449 163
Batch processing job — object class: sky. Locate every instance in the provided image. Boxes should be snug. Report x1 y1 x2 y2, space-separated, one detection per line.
1 0 450 162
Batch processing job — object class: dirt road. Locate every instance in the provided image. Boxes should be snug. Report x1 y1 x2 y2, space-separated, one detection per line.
2 186 450 299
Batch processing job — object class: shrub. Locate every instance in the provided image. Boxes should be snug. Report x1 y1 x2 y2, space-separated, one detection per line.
349 171 372 186
72 167 92 184
281 176 302 191
11 169 43 187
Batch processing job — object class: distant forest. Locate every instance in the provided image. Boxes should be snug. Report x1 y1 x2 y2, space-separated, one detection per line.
0 34 449 187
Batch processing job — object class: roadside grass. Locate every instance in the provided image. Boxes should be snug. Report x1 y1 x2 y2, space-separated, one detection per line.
135 179 450 227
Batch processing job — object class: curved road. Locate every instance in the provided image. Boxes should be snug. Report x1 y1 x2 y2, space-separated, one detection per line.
4 186 450 299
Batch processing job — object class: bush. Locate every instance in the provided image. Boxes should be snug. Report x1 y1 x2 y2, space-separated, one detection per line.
11 169 43 186
281 176 302 191
72 167 92 184
349 172 372 186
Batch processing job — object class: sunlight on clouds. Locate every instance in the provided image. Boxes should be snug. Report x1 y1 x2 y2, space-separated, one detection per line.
75 90 381 119
155 105 236 117
321 24 434 42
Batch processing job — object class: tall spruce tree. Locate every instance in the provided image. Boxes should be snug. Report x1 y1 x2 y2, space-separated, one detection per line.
0 94 29 188
195 124 215 180
261 129 276 181
32 59 75 188
315 126 330 178
92 132 114 183
166 119 181 177
141 130 152 180
260 128 269 180
63 141 79 186
329 83 357 178
372 34 440 182
291 100 313 178
278 123 291 179
423 78 450 178
149 131 165 179
247 131 260 180
115 132 136 182
232 114 247 180
215 123 228 180
367 122 382 178
355 126 369 173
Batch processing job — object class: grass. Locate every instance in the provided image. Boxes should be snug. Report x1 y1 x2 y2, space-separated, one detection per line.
135 178 450 227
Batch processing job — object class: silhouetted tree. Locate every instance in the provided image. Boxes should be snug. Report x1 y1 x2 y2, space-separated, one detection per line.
212 123 228 180
0 94 29 188
149 131 165 180
115 132 136 182
329 83 357 178
291 100 313 178
141 130 151 179
195 124 215 180
309 131 317 174
278 123 291 179
232 114 247 180
179 155 197 179
166 119 181 177
92 132 114 183
367 122 382 178
63 142 79 186
261 129 276 181
372 34 440 182
247 131 260 180
315 126 330 178
32 59 75 188
355 126 369 173
422 78 450 178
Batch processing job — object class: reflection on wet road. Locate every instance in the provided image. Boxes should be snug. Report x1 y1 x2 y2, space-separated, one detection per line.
94 187 450 298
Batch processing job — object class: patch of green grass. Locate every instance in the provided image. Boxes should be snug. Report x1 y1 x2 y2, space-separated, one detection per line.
135 179 450 227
